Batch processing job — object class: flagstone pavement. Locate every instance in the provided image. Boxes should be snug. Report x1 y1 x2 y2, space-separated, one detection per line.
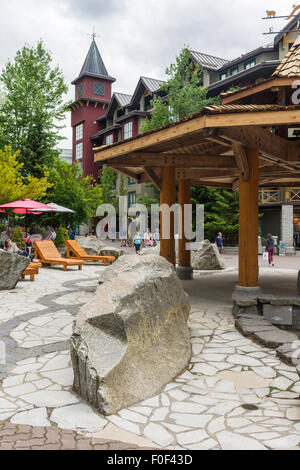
0 264 300 450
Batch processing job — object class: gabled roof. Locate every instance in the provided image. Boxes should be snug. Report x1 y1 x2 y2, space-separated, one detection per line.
104 92 133 119
114 92 132 107
273 34 300 78
72 40 116 84
130 76 165 108
191 51 229 70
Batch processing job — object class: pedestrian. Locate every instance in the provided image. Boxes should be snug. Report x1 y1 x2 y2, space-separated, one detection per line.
134 231 142 254
215 232 224 254
144 228 152 247
266 233 275 267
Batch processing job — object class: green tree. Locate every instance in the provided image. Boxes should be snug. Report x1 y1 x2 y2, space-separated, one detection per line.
55 226 69 247
46 158 103 225
0 146 51 204
141 47 220 132
0 41 68 177
99 167 118 204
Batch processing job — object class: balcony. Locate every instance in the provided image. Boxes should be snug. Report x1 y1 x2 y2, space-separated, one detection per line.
259 189 281 205
259 188 300 205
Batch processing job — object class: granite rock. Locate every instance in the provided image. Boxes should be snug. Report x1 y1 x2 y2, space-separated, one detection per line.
71 254 191 415
192 240 225 271
98 246 127 260
140 244 160 256
76 236 104 255
0 251 30 290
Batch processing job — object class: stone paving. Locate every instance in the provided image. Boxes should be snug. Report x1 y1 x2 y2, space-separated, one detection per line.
0 264 300 450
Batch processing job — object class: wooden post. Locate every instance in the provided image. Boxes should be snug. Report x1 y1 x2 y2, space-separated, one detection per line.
160 166 176 265
238 147 259 287
178 179 191 268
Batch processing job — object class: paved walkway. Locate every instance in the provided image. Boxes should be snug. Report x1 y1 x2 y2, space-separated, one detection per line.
0 263 299 450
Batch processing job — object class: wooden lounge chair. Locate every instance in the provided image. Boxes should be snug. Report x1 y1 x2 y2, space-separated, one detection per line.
21 262 42 282
65 240 115 266
34 241 84 271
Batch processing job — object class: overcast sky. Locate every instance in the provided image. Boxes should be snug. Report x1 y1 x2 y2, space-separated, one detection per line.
0 0 294 146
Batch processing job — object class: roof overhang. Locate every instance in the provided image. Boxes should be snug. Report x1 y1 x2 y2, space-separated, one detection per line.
221 77 298 104
93 105 300 190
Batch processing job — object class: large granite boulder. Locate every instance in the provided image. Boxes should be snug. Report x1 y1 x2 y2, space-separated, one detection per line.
98 246 127 260
139 244 160 256
71 254 191 415
297 364 300 380
192 239 225 270
0 251 30 290
76 236 104 255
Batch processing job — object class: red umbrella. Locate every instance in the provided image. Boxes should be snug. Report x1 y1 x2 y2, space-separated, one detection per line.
0 199 54 214
0 199 55 236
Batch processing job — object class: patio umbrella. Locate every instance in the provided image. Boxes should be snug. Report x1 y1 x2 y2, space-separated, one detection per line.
29 203 75 214
0 199 55 236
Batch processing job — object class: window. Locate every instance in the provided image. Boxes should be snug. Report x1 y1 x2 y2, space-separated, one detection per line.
244 58 256 70
78 84 83 97
128 191 136 208
75 142 83 160
219 72 227 81
77 161 83 173
128 177 136 185
230 67 239 76
124 121 133 140
75 123 83 141
105 134 113 145
94 82 105 96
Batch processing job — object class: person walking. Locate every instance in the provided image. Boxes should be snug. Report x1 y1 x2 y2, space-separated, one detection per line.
215 232 224 254
144 228 152 247
134 231 142 254
266 233 275 267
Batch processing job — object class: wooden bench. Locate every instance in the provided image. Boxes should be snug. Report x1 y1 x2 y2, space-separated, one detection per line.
65 240 115 266
21 262 42 282
34 241 84 271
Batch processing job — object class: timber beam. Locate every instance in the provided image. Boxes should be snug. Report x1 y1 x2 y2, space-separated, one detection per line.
218 126 288 161
112 166 142 182
104 154 237 169
232 143 249 181
176 169 238 179
142 167 162 191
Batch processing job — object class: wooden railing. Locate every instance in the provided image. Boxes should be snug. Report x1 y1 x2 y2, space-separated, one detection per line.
259 189 281 205
286 188 300 203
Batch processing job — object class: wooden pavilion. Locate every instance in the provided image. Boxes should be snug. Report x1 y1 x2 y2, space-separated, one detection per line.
94 103 300 290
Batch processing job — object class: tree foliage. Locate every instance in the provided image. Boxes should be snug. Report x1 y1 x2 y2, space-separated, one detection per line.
99 167 118 204
45 158 103 225
141 47 220 132
0 41 68 177
0 146 51 205
191 186 239 245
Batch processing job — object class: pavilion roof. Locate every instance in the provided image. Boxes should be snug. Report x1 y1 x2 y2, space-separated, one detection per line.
273 35 300 78
93 104 300 191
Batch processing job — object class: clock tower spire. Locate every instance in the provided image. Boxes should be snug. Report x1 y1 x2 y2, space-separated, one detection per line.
70 39 115 179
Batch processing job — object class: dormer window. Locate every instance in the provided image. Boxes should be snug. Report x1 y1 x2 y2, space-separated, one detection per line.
220 72 227 81
230 67 239 76
244 58 256 70
94 82 105 96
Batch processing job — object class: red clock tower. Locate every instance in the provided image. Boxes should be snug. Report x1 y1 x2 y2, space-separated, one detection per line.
70 39 115 179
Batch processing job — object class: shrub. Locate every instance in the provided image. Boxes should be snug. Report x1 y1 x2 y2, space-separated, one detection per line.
55 226 67 247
